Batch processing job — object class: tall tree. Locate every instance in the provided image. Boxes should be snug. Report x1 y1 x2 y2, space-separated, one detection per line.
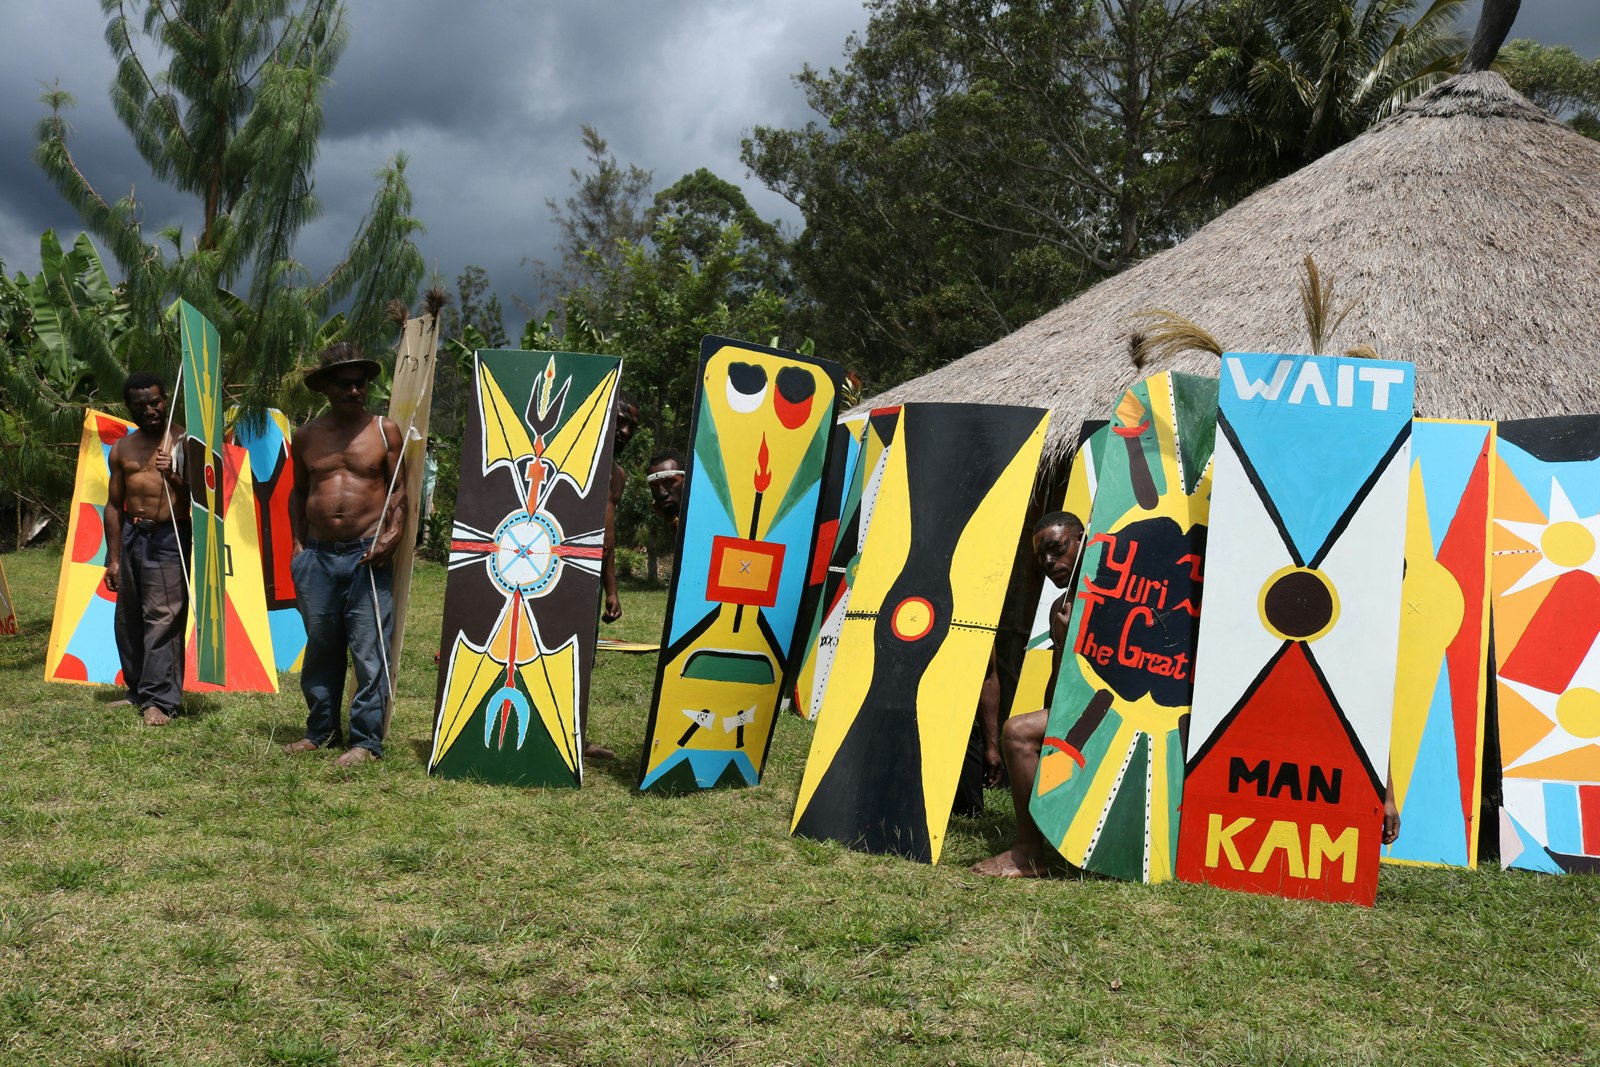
34 0 425 410
529 125 654 320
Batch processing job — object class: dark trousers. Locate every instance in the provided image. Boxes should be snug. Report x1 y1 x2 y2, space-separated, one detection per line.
114 520 189 713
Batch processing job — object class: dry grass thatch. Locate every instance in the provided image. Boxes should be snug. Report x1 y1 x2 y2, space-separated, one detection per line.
855 72 1600 461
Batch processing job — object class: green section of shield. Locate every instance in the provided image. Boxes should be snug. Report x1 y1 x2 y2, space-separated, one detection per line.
694 396 736 527
682 650 775 685
477 350 618 443
179 299 225 685
1164 722 1186 864
1085 732 1150 882
1172 373 1219 495
432 692 580 789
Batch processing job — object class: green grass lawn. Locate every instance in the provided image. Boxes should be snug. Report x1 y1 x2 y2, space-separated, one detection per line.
1 545 1597 1066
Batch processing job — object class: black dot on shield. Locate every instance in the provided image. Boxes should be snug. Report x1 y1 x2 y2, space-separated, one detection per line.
1262 570 1334 640
776 365 815 403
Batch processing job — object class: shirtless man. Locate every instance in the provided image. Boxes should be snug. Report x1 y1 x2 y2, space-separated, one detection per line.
972 511 1083 877
646 448 686 532
284 343 406 767
104 372 189 726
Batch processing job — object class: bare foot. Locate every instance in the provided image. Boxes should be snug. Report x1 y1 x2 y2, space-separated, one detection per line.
970 848 1048 879
334 747 378 768
283 738 320 755
109 698 134 708
142 706 172 727
584 742 616 761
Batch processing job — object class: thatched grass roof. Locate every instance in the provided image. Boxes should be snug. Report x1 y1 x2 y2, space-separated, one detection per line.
856 72 1600 461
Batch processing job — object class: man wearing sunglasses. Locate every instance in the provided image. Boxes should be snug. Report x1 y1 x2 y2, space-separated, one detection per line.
284 343 407 768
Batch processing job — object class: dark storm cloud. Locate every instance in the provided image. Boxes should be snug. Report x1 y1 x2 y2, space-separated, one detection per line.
0 0 867 325
4 0 1595 334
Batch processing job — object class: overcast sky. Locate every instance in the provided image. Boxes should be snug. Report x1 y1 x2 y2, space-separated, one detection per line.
2 0 1595 336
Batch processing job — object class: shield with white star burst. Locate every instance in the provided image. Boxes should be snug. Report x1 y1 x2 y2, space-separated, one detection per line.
1491 415 1600 874
428 350 621 787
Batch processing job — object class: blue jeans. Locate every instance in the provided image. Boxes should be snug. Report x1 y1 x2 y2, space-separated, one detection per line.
292 539 393 756
114 519 190 713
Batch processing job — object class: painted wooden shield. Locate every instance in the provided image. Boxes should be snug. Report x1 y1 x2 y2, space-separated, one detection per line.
791 402 1050 863
386 312 441 681
792 408 900 722
1006 421 1107 722
1383 419 1493 868
232 410 306 672
185 440 278 693
1177 353 1412 906
429 349 621 787
1491 414 1600 874
789 412 868 719
46 409 134 684
1029 373 1216 883
639 337 841 792
178 299 226 686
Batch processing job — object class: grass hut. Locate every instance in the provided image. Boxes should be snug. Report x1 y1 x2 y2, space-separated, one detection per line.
857 71 1600 462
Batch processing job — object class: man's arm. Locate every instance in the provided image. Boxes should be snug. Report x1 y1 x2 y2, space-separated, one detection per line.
1043 590 1072 700
103 441 126 592
601 463 625 623
367 417 407 566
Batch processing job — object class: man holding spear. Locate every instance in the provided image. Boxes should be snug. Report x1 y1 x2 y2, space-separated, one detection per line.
104 372 189 726
283 343 406 767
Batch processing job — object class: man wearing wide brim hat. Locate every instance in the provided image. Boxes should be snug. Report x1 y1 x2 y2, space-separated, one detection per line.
285 341 406 768
302 346 382 390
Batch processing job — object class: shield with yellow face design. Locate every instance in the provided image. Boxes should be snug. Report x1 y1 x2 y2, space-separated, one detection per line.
638 337 841 792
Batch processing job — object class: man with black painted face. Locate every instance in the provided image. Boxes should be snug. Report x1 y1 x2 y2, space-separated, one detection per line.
971 510 1084 878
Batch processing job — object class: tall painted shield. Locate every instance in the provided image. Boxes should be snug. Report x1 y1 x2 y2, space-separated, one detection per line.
46 409 134 684
1491 414 1600 874
232 410 306 671
429 350 621 787
1029 373 1216 883
184 440 278 693
789 413 868 719
791 402 1050 863
1384 419 1494 868
639 337 841 792
792 408 900 722
386 312 441 682
178 299 226 685
1177 353 1412 906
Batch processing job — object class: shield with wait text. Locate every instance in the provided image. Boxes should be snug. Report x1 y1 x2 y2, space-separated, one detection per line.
1177 353 1412 906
